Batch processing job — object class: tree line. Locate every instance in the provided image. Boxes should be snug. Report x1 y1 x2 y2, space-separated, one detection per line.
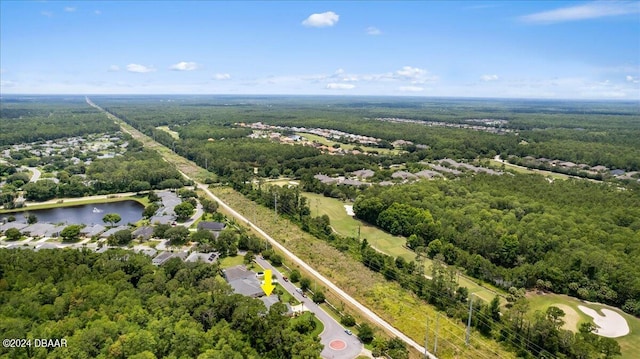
0 248 323 359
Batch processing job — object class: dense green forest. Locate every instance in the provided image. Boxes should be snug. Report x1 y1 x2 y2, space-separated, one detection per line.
352 174 640 315
0 249 322 359
0 98 119 146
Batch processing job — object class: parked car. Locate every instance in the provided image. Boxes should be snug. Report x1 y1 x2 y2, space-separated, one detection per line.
345 329 352 335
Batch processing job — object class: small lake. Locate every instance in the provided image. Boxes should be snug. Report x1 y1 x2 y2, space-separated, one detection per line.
5 201 144 226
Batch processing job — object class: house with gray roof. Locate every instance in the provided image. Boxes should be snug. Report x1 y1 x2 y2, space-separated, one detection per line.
197 221 226 232
81 224 106 237
313 174 338 185
185 251 219 264
132 226 154 240
391 171 417 180
100 226 130 238
352 169 375 179
223 265 265 298
415 170 442 179
152 251 188 266
22 223 63 237
0 222 28 233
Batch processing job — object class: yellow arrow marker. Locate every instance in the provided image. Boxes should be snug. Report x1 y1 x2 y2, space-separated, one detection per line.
261 269 275 296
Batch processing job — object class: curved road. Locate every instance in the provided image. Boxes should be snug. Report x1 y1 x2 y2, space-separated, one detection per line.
198 183 437 359
255 257 363 358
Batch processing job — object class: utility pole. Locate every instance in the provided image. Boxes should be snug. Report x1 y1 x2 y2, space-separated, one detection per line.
424 316 429 359
434 313 439 354
274 193 278 221
357 225 361 240
466 294 473 346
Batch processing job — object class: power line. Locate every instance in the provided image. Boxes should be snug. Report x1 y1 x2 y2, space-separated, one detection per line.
228 190 560 359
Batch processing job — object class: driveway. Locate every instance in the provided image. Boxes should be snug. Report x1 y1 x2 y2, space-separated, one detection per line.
255 257 363 359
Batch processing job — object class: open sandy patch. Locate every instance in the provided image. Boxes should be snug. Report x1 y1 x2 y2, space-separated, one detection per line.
344 205 355 216
578 305 630 338
551 304 580 331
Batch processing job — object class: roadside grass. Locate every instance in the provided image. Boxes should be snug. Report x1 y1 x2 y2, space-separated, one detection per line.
303 191 503 304
212 186 515 359
297 132 399 155
527 293 639 359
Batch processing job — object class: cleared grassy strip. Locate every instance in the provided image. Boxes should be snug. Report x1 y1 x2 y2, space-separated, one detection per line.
528 293 639 359
489 159 571 180
108 115 213 181
156 125 180 139
212 186 514 359
303 192 503 303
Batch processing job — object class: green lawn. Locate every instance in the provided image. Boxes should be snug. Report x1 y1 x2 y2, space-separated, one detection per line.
527 293 639 359
303 192 503 303
218 255 245 269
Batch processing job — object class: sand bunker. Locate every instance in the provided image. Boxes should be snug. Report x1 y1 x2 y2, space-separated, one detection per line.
577 305 630 338
344 205 355 216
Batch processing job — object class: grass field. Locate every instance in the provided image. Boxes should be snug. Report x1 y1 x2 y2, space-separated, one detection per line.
527 293 639 359
303 191 504 303
297 132 399 155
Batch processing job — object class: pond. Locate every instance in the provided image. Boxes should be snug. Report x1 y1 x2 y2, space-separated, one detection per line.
5 201 144 226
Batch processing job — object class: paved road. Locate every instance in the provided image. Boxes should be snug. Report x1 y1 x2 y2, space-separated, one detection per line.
24 166 41 182
87 96 436 358
255 257 363 359
197 183 436 359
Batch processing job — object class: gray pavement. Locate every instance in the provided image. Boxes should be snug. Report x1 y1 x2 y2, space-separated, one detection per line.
255 257 363 359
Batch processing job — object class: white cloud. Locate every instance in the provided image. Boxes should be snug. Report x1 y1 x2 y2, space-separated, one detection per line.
395 66 426 79
108 65 120 72
398 86 424 92
520 1 640 24
302 11 339 27
94 10 102 15
126 64 156 73
0 80 16 87
170 61 199 71
481 74 499 81
326 83 355 90
214 73 231 80
366 26 382 35
626 75 639 84
64 7 76 12
41 11 53 17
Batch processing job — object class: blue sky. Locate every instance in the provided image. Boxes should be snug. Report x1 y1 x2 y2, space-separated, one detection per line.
1 1 639 99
